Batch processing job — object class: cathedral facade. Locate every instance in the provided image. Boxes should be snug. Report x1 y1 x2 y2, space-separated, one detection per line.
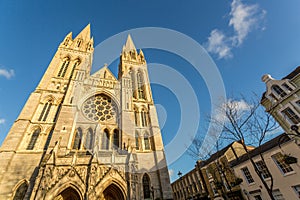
0 24 173 200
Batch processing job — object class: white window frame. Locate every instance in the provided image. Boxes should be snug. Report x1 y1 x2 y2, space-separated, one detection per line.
272 189 285 200
279 105 300 125
255 160 271 179
271 152 294 175
241 167 255 184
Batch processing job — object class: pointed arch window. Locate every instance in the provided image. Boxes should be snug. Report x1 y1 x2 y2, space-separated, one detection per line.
134 108 139 126
38 100 53 122
135 131 140 150
63 38 70 46
101 129 110 150
272 85 287 97
141 109 148 127
137 71 145 99
76 39 82 48
27 128 41 150
113 129 119 149
72 59 81 76
87 42 92 51
144 132 150 150
130 70 136 98
143 174 151 199
13 181 28 200
58 57 70 78
73 128 82 150
85 128 93 150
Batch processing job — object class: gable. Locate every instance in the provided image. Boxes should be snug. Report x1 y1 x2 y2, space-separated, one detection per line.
91 66 117 81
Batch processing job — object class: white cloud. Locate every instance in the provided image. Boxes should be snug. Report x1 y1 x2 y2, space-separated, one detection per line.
0 118 5 124
204 0 266 59
229 0 266 46
168 169 174 177
214 99 251 122
0 69 15 79
205 29 232 59
225 99 250 112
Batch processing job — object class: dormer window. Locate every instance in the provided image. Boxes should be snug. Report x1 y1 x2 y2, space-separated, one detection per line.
282 83 293 92
272 85 287 97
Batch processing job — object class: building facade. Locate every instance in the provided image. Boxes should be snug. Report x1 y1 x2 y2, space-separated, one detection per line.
261 66 300 136
172 168 207 200
0 24 173 200
231 133 300 200
172 141 252 200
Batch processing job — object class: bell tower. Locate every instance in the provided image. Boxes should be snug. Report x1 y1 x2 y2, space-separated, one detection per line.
0 24 94 199
118 35 172 198
0 25 173 200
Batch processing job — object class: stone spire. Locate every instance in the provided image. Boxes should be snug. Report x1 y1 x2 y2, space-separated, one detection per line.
74 23 91 41
123 34 136 53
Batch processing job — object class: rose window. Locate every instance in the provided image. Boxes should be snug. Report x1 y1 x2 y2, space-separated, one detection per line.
82 94 117 122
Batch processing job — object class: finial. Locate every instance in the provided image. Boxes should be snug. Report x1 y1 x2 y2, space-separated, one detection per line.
261 74 274 83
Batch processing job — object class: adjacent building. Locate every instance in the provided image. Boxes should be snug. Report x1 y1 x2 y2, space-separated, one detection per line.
172 141 253 200
231 133 300 200
172 168 207 200
261 66 300 136
0 24 173 200
172 133 300 200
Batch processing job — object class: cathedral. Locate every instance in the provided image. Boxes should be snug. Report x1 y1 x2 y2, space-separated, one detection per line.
0 24 173 200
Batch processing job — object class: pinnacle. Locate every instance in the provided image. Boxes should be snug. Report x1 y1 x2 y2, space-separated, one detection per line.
124 34 136 52
75 24 91 41
66 32 72 38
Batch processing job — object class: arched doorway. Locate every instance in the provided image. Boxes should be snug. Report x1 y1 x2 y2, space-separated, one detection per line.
103 184 125 200
54 187 81 200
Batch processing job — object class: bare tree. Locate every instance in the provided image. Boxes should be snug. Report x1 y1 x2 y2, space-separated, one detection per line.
187 128 236 200
207 95 279 200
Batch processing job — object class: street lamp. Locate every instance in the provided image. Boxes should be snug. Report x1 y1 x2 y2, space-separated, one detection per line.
291 125 300 135
278 125 300 148
178 171 182 178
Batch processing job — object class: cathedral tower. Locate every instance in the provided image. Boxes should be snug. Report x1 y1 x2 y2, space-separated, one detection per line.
0 25 173 200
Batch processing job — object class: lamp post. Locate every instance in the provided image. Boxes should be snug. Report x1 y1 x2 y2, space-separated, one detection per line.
277 125 300 149
178 171 182 178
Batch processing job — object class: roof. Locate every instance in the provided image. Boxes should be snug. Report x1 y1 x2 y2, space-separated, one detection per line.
171 140 250 184
230 133 291 167
198 140 244 167
283 66 300 80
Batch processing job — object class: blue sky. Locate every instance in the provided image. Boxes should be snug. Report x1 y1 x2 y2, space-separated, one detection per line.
1 0 300 182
